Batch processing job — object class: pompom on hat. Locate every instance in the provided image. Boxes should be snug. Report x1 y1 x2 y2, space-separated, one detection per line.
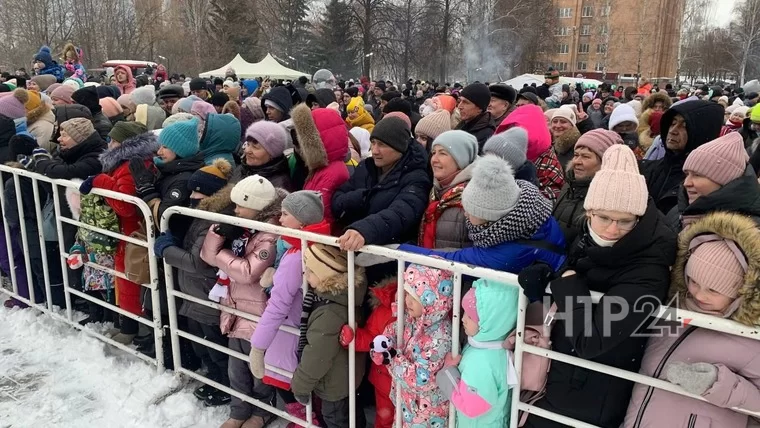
187 159 233 197
461 155 520 222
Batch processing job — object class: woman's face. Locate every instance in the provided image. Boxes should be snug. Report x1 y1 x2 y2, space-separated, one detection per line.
157 145 178 162
571 146 601 180
243 140 272 166
551 117 573 137
27 81 39 92
334 91 343 103
57 130 77 150
116 69 128 84
343 93 352 105
587 209 638 241
604 102 615 115
687 278 733 313
430 146 460 182
684 171 721 204
108 139 121 150
415 133 431 148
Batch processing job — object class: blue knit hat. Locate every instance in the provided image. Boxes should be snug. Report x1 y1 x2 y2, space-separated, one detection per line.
158 118 200 159
34 46 53 67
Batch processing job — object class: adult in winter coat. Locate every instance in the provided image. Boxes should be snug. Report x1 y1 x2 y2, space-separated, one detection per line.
496 104 565 202
640 99 724 214
231 121 293 191
456 83 496 151
200 113 241 166
666 132 760 232
84 131 157 323
488 83 517 127
25 89 56 151
72 86 113 140
520 145 677 428
260 86 293 123
549 106 581 168
553 129 622 244
622 211 760 428
332 116 432 250
113 65 136 95
52 104 92 138
292 104 351 225
417 130 478 249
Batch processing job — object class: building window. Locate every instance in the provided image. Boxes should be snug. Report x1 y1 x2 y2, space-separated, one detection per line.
600 5 611 16
555 26 571 36
578 43 590 53
553 62 568 71
581 25 591 35
600 24 608 35
577 62 587 71
582 5 593 17
596 43 607 54
595 62 605 71
558 44 569 54
558 7 572 18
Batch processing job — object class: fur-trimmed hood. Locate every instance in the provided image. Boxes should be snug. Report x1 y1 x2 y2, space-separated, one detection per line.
641 92 672 112
26 100 51 125
314 266 368 306
670 211 760 326
98 132 159 173
197 183 235 214
291 103 348 171
553 126 581 156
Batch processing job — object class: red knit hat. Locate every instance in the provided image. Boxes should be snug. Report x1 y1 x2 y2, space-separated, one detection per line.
683 132 748 185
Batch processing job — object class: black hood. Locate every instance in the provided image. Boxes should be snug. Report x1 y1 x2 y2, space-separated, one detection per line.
260 86 293 119
53 104 92 125
313 88 336 108
659 100 724 159
157 151 205 176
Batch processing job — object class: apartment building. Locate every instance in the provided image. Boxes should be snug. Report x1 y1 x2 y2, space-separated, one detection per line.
546 0 684 81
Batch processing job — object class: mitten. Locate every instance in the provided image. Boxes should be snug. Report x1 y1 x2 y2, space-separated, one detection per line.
294 394 310 405
259 266 275 289
214 223 245 241
339 325 354 347
79 175 96 195
518 262 554 301
128 158 158 201
154 232 178 257
665 362 718 395
249 347 266 379
66 244 86 270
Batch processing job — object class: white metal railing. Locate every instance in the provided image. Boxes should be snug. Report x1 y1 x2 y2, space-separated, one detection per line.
2 165 760 428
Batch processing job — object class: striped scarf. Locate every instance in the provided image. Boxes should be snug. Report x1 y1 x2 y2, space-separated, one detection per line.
297 289 327 360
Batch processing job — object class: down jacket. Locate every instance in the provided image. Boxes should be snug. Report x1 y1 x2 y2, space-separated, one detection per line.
91 133 158 315
332 138 432 246
552 169 592 245
623 212 760 428
199 193 282 340
418 164 473 249
292 104 350 226
162 183 235 325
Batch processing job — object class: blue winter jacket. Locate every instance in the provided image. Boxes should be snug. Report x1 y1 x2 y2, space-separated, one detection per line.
398 216 566 273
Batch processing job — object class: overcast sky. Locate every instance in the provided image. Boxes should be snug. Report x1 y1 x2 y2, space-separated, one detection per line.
712 0 737 26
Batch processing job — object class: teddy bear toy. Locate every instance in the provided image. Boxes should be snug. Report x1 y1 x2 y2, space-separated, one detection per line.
371 334 397 365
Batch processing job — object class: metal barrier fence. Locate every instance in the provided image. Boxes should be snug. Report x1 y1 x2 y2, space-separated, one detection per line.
1 165 759 427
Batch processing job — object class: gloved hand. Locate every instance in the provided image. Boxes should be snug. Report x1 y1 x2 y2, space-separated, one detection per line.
214 223 245 241
79 175 96 195
67 244 86 270
294 393 310 405
259 267 276 289
153 231 178 257
665 362 718 395
443 352 461 368
249 347 266 379
339 325 354 347
128 158 158 201
518 262 554 302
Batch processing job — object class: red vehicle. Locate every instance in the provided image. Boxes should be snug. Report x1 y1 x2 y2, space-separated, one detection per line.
101 60 157 76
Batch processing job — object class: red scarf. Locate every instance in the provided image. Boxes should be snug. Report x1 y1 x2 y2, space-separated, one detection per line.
418 182 466 248
281 220 332 253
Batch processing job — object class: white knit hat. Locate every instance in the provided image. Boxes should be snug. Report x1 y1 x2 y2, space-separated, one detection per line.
608 104 639 130
552 105 577 126
231 174 276 211
584 145 648 216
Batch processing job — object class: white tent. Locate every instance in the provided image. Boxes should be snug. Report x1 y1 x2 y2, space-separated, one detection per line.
246 54 309 80
198 54 256 78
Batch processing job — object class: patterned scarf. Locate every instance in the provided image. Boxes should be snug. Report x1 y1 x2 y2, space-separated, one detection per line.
230 229 253 256
297 289 326 360
466 180 553 248
418 182 466 248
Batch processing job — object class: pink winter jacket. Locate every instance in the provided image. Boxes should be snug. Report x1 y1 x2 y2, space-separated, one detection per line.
200 226 277 340
622 324 760 428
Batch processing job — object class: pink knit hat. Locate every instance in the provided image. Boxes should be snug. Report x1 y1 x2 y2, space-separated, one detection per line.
99 97 123 119
384 111 411 131
461 288 479 324
683 132 748 185
584 144 648 216
50 85 75 104
685 237 746 298
415 108 451 140
575 129 623 160
0 89 29 119
191 100 216 121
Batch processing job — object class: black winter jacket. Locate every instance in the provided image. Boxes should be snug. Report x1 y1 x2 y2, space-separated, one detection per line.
640 100 724 214
332 140 432 246
456 111 496 153
515 160 540 187
155 152 205 240
526 200 677 428
552 170 591 245
33 132 107 180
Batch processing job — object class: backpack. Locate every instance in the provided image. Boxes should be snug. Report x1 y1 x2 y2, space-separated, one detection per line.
77 193 120 293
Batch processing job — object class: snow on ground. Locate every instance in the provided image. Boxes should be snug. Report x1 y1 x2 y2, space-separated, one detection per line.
0 305 235 428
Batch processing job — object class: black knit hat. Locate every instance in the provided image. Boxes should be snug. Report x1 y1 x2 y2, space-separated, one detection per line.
189 77 207 91
381 91 400 102
72 86 101 114
345 86 359 97
489 84 516 104
187 159 232 196
370 116 410 153
516 92 539 105
383 98 411 116
210 92 230 108
460 83 491 112
158 85 184 100
375 81 386 92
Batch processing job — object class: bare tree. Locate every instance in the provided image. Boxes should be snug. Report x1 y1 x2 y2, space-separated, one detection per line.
732 0 760 85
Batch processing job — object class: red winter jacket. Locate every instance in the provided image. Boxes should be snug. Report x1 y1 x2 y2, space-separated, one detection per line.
353 279 397 396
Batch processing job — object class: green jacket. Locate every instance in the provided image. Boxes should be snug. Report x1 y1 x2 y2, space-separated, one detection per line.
291 270 367 401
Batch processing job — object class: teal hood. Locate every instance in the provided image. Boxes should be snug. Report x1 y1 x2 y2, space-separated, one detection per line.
472 279 519 342
200 113 241 166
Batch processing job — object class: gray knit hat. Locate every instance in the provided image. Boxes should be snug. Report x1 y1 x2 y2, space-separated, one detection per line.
482 127 528 171
431 130 478 169
370 116 410 153
282 190 324 226
461 155 520 222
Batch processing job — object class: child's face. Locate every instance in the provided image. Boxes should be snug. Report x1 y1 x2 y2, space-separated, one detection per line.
305 268 320 289
465 212 489 226
687 278 733 313
279 208 303 229
234 204 258 220
404 291 423 318
462 312 479 336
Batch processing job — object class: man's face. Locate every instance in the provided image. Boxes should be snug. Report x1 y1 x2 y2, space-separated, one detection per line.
488 97 509 118
457 97 481 122
515 98 531 108
162 97 179 113
666 114 688 152
374 88 383 97
191 89 208 99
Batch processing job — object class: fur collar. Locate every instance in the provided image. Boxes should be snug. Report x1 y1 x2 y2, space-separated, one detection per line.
314 267 367 304
671 211 760 327
553 126 581 155
642 92 672 112
26 102 51 125
291 103 328 172
197 183 234 214
99 133 159 173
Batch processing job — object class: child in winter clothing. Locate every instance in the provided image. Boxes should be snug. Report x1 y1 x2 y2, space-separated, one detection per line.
248 190 331 425
201 174 283 428
623 211 760 428
33 46 65 82
291 244 368 428
377 263 454 428
441 280 519 427
62 43 86 82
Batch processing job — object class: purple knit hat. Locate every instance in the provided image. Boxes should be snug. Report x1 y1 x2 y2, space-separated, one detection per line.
245 121 288 158
683 132 748 185
0 89 29 119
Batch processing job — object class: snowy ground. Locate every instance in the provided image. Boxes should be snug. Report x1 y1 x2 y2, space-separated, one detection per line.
0 304 294 428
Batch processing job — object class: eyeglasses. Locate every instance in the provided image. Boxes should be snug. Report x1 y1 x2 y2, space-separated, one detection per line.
590 213 638 231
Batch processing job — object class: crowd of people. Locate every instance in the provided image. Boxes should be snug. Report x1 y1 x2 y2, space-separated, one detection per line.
2 48 760 428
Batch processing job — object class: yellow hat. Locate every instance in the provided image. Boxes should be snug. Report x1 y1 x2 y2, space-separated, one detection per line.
25 90 41 113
